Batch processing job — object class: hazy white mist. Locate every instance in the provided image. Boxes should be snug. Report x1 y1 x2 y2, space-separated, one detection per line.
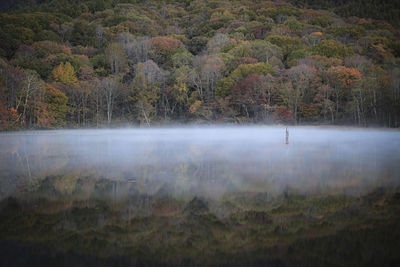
1 126 399 199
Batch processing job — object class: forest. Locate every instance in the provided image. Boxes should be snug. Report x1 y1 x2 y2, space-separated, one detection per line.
0 0 400 129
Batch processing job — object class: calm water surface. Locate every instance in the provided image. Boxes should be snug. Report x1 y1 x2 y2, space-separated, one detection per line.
1 126 399 199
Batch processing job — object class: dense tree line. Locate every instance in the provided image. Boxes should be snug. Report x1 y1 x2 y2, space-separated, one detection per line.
288 0 400 26
0 0 399 129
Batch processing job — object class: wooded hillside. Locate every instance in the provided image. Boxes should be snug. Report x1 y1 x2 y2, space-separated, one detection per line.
0 0 399 129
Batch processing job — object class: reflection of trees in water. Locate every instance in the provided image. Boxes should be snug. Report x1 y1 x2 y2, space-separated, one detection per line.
1 129 400 201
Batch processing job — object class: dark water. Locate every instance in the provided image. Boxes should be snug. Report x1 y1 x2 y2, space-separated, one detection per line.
1 126 399 200
1 126 400 266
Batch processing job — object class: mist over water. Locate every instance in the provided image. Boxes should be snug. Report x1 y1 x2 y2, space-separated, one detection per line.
1 126 399 200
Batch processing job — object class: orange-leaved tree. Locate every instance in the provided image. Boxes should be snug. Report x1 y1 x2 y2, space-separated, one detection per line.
327 66 362 121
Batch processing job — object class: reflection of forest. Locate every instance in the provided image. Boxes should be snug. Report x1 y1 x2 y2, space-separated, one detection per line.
1 183 400 266
1 129 399 201
1 129 400 266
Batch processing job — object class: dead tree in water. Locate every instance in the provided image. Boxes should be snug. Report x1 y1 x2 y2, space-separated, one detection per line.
285 127 289 144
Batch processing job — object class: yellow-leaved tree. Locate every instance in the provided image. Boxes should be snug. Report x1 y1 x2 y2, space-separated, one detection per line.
52 62 77 85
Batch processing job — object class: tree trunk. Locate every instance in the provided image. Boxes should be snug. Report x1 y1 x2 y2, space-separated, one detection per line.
335 90 339 123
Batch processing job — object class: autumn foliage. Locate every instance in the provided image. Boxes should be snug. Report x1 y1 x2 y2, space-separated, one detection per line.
327 66 362 88
0 0 399 128
150 37 183 52
52 62 78 85
0 87 18 130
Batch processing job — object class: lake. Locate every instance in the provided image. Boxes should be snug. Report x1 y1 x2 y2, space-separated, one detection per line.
1 126 400 266
1 126 399 200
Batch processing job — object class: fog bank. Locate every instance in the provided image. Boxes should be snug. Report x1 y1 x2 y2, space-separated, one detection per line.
1 126 399 199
